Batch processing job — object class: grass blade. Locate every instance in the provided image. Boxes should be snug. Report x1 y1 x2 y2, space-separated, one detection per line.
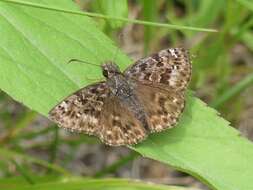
0 147 70 176
211 73 253 108
0 177 199 190
0 0 218 33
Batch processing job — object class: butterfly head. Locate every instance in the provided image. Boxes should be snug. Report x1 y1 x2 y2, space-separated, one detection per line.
102 62 121 78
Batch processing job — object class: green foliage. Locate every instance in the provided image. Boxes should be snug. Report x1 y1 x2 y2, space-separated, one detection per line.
0 0 253 190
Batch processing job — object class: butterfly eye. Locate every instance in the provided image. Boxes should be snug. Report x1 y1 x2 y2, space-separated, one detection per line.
103 69 109 78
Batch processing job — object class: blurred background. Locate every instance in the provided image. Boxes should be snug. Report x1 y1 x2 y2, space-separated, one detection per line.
0 1 252 189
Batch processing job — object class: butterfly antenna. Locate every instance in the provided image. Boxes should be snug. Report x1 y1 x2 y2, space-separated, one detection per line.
84 75 103 82
68 59 101 68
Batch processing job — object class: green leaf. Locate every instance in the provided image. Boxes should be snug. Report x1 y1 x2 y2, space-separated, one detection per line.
0 1 253 190
0 0 130 115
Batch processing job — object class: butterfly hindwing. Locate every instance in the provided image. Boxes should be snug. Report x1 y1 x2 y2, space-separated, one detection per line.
100 96 147 146
134 83 185 132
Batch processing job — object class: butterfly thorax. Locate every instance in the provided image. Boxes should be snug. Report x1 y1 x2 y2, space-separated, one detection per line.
102 62 149 131
102 62 133 97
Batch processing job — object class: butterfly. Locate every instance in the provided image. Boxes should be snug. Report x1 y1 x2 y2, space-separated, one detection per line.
49 48 191 146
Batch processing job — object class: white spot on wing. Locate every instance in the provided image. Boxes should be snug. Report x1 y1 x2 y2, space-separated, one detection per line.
113 116 120 120
60 101 68 111
169 48 178 58
172 98 178 103
83 115 98 125
155 125 163 130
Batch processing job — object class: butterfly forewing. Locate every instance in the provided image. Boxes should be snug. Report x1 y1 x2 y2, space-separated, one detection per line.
49 82 147 146
124 48 191 91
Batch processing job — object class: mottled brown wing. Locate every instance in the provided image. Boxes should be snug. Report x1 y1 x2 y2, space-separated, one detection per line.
49 82 108 136
134 82 185 132
100 97 147 146
124 48 191 91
